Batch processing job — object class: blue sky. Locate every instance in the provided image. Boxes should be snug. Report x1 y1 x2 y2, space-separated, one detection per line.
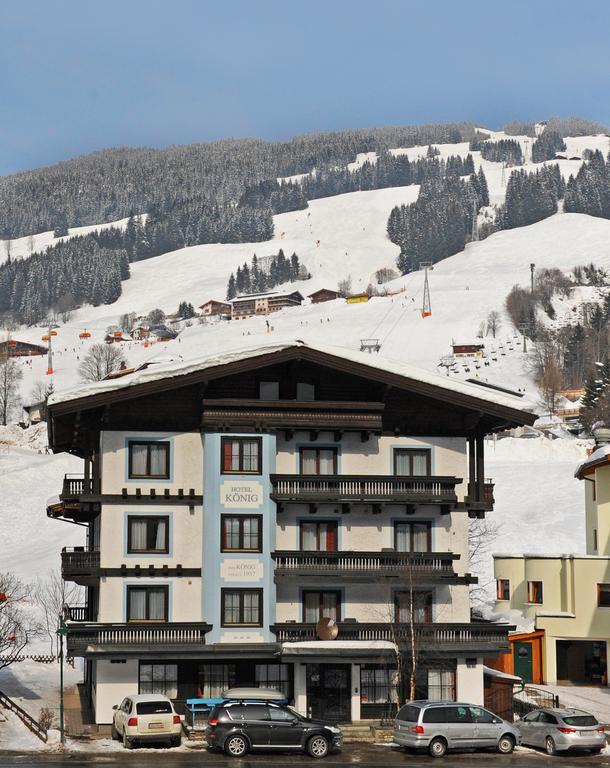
1 0 609 176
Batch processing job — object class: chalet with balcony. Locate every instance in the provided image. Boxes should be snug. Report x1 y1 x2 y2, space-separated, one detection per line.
46 339 534 724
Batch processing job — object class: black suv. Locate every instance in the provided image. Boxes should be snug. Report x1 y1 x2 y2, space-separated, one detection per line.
205 701 343 758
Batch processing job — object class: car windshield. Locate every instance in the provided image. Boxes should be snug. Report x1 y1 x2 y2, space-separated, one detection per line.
136 701 172 715
562 715 598 727
287 706 305 720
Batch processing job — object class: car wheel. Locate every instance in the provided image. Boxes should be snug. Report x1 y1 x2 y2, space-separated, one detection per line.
111 723 119 741
225 734 249 757
429 737 447 758
591 748 603 755
546 736 557 756
170 735 181 747
497 734 515 754
307 735 330 758
123 731 133 750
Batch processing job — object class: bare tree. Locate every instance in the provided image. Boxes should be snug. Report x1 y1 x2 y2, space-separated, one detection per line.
486 310 501 339
147 308 165 325
0 573 38 671
119 312 137 334
375 267 398 284
539 356 564 415
476 321 486 339
469 517 500 610
0 348 23 425
78 344 127 382
35 569 83 655
29 379 55 421
337 276 352 297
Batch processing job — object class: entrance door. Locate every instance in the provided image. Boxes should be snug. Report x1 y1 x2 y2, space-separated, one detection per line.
306 664 351 723
513 642 533 683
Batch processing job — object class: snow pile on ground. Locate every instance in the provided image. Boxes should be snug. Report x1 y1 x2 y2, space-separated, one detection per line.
0 423 48 452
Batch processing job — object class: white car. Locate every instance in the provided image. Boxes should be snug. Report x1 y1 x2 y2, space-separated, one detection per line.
111 693 182 749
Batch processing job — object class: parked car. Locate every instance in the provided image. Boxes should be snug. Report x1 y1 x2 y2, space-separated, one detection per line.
205 698 342 758
111 693 183 749
517 708 606 755
393 701 520 758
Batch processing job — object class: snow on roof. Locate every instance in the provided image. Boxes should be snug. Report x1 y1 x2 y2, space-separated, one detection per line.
281 640 396 653
48 338 535 416
574 443 610 478
483 666 522 683
452 339 485 347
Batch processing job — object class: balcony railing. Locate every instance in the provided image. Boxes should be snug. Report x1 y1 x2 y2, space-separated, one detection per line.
272 550 464 581
65 605 92 622
270 475 459 504
62 474 96 498
271 622 510 651
61 548 100 582
467 479 495 512
67 622 213 655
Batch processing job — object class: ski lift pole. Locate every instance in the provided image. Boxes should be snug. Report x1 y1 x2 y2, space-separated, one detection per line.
419 261 433 318
47 325 53 375
518 322 529 353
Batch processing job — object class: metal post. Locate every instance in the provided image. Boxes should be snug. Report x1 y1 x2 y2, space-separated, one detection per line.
57 616 67 745
47 325 53 375
530 263 535 294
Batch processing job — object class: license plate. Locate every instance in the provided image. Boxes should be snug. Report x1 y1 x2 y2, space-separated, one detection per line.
148 722 164 730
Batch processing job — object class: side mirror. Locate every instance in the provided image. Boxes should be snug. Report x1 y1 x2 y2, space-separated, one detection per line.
291 717 299 725
112 704 118 710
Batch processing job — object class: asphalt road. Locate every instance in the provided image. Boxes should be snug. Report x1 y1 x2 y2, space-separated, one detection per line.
0 745 608 768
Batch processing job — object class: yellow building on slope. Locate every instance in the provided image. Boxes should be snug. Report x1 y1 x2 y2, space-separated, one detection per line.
493 436 610 686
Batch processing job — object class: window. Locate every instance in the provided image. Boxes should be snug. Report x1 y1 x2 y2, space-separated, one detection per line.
221 516 262 552
227 704 269 721
598 584 610 607
445 704 470 722
127 586 168 621
469 707 495 723
539 712 559 724
138 662 178 699
527 581 543 604
303 591 340 623
198 663 235 698
395 591 433 623
221 437 262 474
296 382 315 401
221 589 263 626
394 522 431 552
300 521 338 551
496 579 510 601
127 516 169 554
300 447 337 475
259 381 279 400
128 441 170 479
394 449 431 476
255 664 291 697
360 666 398 705
268 705 295 721
423 707 449 723
136 700 173 715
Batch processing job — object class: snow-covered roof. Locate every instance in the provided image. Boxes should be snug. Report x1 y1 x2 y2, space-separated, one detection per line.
483 666 522 683
48 338 536 418
574 443 610 478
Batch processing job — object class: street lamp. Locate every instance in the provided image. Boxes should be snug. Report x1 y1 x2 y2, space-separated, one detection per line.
56 614 68 745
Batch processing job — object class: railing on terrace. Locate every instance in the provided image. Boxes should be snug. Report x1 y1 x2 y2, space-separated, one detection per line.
67 622 213 653
65 605 90 622
272 550 459 576
62 474 95 497
61 547 100 573
270 474 459 503
271 622 510 649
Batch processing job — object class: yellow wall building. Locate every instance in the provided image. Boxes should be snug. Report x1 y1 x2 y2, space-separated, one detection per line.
494 439 610 686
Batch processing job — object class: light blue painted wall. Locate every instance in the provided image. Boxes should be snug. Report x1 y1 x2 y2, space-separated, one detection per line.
202 433 276 643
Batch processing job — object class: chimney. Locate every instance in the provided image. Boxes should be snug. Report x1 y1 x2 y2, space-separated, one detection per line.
593 428 610 446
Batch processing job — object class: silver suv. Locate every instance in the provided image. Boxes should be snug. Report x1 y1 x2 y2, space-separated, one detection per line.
517 708 605 755
393 701 520 758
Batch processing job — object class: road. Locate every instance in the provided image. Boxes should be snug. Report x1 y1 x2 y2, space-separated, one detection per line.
0 745 608 768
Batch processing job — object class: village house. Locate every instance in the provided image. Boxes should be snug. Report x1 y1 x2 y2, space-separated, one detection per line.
308 288 340 304
494 431 610 686
199 299 232 318
46 339 533 725
452 341 485 358
231 291 303 320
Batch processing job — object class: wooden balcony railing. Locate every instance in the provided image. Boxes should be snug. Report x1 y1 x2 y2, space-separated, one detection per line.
467 479 495 512
61 547 100 581
62 474 96 498
271 621 510 651
67 622 212 655
270 474 459 504
65 605 91 622
272 550 462 580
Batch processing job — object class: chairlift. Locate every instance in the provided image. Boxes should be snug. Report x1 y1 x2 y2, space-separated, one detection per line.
79 330 91 339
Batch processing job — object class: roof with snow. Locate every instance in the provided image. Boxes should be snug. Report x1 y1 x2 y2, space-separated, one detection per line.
575 443 610 479
48 338 535 423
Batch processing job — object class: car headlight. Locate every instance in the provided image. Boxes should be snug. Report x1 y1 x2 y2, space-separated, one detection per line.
325 726 341 735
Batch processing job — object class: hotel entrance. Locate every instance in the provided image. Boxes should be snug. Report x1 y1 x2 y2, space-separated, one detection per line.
306 664 351 723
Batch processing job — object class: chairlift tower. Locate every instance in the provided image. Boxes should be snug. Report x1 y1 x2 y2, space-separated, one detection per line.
471 197 479 242
420 262 433 318
47 325 53 375
518 322 530 353
501 162 506 187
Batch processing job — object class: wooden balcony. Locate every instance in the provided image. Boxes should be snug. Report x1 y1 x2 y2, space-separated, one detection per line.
270 474 459 506
61 547 100 584
271 621 510 653
272 550 475 584
65 604 94 622
66 622 212 656
466 479 495 515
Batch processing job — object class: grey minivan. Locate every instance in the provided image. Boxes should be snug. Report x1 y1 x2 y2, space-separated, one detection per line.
393 701 520 758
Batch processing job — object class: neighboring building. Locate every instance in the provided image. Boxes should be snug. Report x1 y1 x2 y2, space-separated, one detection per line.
494 435 610 686
131 325 151 340
452 341 485 358
345 293 369 304
231 291 303 320
308 289 339 304
485 631 545 685
199 300 232 318
0 339 47 357
104 328 132 344
47 339 533 724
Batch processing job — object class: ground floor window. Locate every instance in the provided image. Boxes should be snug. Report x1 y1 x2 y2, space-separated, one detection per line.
255 663 291 696
198 663 236 698
360 666 398 706
139 663 178 699
425 668 456 701
557 640 607 685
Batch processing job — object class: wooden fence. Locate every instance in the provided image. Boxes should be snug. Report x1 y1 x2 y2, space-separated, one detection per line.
0 689 47 742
